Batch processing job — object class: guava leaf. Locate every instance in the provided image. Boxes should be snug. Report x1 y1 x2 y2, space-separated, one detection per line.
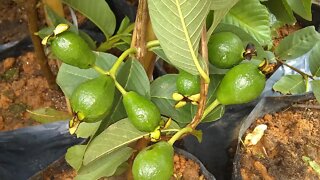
210 0 239 10
311 80 320 103
202 105 225 122
117 16 131 34
45 5 77 33
36 26 55 39
27 108 71 123
83 118 180 165
202 74 225 122
309 42 320 77
275 26 320 60
263 0 296 24
207 2 238 38
56 52 117 98
287 0 312 21
107 59 151 125
206 75 224 104
273 75 306 94
76 121 101 138
150 74 194 124
191 129 203 143
65 145 86 171
148 0 211 75
222 0 271 46
63 0 116 38
78 30 96 50
76 147 133 180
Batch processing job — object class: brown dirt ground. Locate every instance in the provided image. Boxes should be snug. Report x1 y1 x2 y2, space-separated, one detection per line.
240 99 320 180
0 0 28 44
0 0 86 44
32 152 206 180
0 52 67 131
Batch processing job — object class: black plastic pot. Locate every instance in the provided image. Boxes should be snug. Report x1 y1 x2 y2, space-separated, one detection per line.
0 121 82 180
232 93 315 180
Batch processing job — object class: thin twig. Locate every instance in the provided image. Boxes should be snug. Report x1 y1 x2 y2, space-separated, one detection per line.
189 25 209 129
276 58 314 80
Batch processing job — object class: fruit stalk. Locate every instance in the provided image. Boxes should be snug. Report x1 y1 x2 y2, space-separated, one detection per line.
168 126 193 145
109 48 137 76
113 78 127 95
108 40 159 77
146 40 160 49
92 65 108 75
201 99 220 120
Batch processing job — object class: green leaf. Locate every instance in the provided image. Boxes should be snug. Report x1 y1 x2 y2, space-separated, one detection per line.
78 30 96 50
56 52 117 98
311 80 320 103
263 0 296 24
45 5 77 33
148 0 211 75
76 147 133 180
76 121 101 138
309 42 320 77
302 156 320 175
83 118 180 165
206 74 224 104
207 2 239 38
191 129 203 142
36 26 55 39
151 74 194 124
66 145 86 171
202 105 225 122
275 26 320 60
202 74 225 122
210 0 239 10
273 75 306 94
117 16 131 34
107 59 151 124
63 0 116 38
222 0 271 46
27 108 71 123
287 0 312 21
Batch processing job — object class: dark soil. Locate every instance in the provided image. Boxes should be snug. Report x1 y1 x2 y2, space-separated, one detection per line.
0 0 28 44
0 52 67 131
239 99 320 180
0 0 87 44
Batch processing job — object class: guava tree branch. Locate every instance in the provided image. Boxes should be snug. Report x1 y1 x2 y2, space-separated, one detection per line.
25 0 56 89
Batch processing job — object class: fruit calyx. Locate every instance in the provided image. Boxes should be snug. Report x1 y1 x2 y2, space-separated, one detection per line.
172 92 200 108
